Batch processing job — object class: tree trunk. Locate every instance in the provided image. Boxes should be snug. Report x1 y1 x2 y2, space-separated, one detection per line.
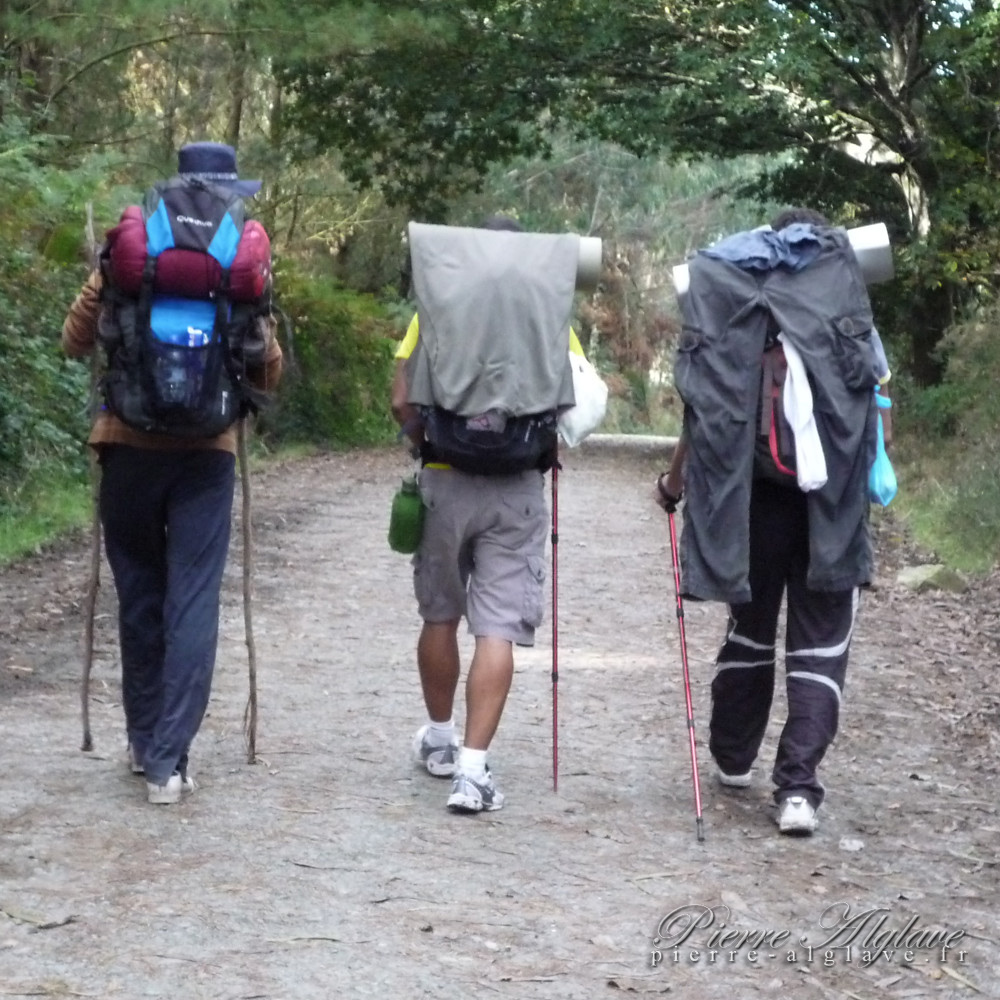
225 35 249 146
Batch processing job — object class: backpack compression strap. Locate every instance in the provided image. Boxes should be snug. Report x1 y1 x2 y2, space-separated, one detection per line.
760 347 796 477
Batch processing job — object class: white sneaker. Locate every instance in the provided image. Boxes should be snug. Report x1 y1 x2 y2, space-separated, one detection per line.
777 796 818 835
146 772 196 805
447 769 504 813
716 767 752 788
412 724 459 777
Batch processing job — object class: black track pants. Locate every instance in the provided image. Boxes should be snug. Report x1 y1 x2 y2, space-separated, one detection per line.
708 480 858 808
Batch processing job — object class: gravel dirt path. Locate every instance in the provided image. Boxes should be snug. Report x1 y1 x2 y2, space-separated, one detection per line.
0 444 997 999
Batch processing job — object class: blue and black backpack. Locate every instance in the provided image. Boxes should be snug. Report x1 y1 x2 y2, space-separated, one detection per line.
98 177 271 438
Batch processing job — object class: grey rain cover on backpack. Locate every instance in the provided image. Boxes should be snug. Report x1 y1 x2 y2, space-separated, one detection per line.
406 222 578 474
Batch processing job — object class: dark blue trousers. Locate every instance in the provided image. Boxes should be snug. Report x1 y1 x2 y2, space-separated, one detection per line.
708 479 858 808
100 445 235 785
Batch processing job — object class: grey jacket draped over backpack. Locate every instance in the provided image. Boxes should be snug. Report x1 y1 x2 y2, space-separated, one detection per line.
676 227 881 604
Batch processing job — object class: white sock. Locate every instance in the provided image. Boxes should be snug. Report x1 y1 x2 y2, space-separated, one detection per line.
427 719 455 746
458 747 488 778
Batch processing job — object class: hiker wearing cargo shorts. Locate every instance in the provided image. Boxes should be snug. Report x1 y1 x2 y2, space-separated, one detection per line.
392 216 585 813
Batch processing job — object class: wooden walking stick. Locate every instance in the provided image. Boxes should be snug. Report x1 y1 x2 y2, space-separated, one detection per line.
238 417 259 763
80 407 101 752
81 202 102 752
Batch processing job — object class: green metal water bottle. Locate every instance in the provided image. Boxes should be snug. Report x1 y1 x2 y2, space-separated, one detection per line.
388 475 425 554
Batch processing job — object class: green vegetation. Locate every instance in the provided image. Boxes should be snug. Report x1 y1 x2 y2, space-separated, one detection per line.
0 1 998 572
0 121 97 561
892 302 1000 572
281 1 999 384
266 264 399 448
0 469 94 565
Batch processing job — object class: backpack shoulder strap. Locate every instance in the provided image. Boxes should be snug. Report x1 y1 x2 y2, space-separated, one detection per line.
759 345 783 437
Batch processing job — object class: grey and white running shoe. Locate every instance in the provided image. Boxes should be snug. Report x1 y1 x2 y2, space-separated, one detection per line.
412 724 459 777
446 769 504 813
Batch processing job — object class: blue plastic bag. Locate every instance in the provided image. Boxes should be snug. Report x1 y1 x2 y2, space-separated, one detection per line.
868 391 897 506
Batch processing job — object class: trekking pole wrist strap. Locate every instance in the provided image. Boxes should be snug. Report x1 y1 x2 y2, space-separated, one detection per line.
657 473 681 506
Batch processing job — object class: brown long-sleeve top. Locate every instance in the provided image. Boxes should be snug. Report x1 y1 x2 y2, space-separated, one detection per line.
61 269 283 454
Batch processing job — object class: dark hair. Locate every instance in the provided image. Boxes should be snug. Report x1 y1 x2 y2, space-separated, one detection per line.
770 207 829 231
481 214 524 232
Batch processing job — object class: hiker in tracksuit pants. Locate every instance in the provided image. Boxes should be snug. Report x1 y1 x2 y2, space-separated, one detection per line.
709 478 860 808
656 208 891 835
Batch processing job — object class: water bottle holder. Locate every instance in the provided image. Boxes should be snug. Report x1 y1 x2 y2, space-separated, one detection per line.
150 341 209 411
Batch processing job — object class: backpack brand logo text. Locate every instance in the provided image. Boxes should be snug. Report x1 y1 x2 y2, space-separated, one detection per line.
176 215 213 227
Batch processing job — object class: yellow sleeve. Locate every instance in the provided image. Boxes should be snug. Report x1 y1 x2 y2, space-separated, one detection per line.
400 314 582 359
395 314 419 360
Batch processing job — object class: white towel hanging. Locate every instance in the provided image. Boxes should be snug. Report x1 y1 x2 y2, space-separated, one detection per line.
778 334 828 491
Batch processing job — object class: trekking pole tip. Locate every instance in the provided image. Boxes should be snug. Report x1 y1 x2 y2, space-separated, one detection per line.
81 732 93 752
696 817 705 843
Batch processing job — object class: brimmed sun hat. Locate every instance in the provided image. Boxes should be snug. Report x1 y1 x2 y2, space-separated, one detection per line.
177 141 262 198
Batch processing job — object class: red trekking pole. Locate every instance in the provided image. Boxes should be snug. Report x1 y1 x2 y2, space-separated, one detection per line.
550 457 560 792
668 509 705 842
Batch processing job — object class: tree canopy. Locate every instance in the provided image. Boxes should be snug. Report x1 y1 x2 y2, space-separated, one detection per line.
1 0 999 564
2 0 998 382
278 0 1000 379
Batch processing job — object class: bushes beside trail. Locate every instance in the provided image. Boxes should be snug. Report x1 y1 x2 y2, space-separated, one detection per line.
263 264 399 449
894 302 1000 572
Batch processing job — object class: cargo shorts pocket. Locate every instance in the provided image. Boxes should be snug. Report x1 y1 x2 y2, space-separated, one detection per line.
832 317 880 391
521 555 547 630
413 550 438 608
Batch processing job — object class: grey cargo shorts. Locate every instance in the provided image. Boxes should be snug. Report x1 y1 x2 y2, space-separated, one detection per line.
413 467 548 645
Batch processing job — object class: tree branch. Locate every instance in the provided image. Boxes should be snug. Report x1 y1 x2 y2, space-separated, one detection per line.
46 27 273 109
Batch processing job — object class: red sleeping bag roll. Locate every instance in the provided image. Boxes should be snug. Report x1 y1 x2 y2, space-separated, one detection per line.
107 205 271 302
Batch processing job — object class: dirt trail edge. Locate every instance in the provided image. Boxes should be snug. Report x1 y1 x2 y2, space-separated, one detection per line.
1 446 997 999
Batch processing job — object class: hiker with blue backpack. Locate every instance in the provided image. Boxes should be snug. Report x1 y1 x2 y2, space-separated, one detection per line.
392 215 588 814
655 208 893 836
62 142 282 805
